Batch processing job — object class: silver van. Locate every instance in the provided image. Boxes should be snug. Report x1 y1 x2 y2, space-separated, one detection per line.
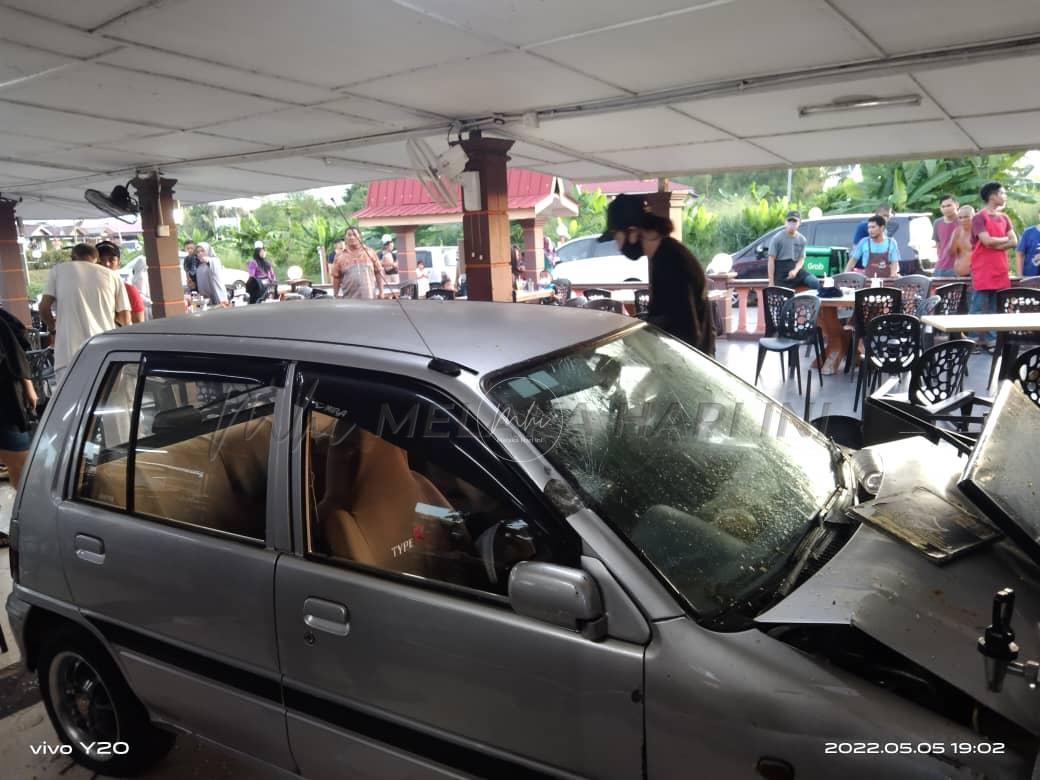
6 301 1039 778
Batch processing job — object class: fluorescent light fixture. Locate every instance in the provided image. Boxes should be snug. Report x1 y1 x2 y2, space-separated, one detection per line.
798 94 921 117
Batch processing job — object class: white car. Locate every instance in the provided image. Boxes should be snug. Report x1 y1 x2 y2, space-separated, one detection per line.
553 235 647 286
119 253 250 302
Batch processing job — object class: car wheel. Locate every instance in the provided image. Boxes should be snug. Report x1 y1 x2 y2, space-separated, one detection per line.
38 628 175 777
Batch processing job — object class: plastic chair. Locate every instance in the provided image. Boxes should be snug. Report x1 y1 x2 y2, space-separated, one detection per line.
565 295 588 308
1012 345 1040 406
916 294 942 349
846 287 902 380
426 289 455 300
934 282 968 315
553 278 573 303
854 313 921 412
583 298 625 314
398 283 417 300
583 288 612 301
754 294 823 396
633 288 650 316
761 286 794 338
888 274 931 317
989 288 1040 387
832 271 868 290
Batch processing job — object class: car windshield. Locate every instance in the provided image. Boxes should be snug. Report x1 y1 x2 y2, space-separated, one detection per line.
486 326 838 619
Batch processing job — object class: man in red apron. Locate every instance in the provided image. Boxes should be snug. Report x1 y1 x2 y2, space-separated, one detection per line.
845 215 901 278
969 181 1017 349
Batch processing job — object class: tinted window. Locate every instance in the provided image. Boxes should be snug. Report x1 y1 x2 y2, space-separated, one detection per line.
299 369 570 595
811 221 857 249
556 237 596 262
594 239 621 257
76 363 140 509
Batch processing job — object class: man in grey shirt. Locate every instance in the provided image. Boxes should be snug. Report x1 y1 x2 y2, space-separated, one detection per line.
767 210 820 289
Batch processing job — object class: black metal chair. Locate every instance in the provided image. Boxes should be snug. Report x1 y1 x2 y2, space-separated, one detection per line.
989 288 1040 387
846 286 902 380
426 289 455 300
832 271 867 291
584 298 626 314
553 277 572 304
634 288 650 316
888 274 930 317
754 294 822 396
1012 345 1040 406
854 313 921 412
565 295 588 308
398 282 418 300
583 288 612 301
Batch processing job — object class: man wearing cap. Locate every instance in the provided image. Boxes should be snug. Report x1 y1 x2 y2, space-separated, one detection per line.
598 194 714 356
96 241 146 323
768 211 820 290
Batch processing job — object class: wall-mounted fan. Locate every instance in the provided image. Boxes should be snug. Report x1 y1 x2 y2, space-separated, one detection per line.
84 184 139 223
406 138 468 210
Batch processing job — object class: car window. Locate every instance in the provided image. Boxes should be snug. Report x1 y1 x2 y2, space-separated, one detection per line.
297 368 573 596
74 358 281 542
811 221 855 248
556 237 596 262
594 239 620 257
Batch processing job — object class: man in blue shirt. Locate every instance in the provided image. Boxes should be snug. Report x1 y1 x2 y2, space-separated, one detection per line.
845 215 901 278
1016 210 1040 278
852 203 893 246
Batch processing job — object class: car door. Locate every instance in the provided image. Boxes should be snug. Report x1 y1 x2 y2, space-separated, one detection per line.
59 352 295 771
275 366 645 779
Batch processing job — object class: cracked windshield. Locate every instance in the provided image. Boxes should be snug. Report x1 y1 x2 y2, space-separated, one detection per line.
488 327 836 617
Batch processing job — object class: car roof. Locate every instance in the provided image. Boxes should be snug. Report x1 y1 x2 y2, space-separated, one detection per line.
102 300 632 375
804 212 931 222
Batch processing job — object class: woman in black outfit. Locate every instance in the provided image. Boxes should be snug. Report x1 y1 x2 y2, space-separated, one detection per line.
0 309 38 545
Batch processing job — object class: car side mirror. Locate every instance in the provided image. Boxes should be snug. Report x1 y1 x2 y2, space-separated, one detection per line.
508 562 606 640
755 244 768 259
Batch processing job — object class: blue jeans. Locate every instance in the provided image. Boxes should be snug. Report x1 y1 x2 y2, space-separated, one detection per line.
969 289 997 343
932 267 956 278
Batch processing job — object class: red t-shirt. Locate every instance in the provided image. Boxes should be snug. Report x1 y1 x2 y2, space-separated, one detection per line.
124 282 145 314
970 210 1013 291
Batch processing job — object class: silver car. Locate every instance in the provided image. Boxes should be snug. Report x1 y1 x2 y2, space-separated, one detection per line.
6 301 1039 778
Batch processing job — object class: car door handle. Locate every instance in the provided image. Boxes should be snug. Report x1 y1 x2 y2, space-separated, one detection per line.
74 534 106 565
303 597 350 636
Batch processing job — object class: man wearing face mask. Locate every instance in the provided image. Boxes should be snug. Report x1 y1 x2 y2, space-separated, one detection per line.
598 194 715 356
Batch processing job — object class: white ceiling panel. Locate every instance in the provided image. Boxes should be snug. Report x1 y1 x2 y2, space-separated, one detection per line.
597 140 784 174
317 95 445 127
324 141 412 170
0 40 71 87
532 0 877 93
520 107 728 152
829 0 1040 55
171 165 331 196
397 0 712 48
914 54 1040 117
0 160 96 186
0 133 71 158
530 160 634 180
0 6 117 59
674 75 946 137
101 0 500 89
201 107 382 147
0 64 287 128
173 187 256 204
0 101 163 144
956 111 1040 151
349 51 623 116
230 157 385 184
97 132 276 161
1 0 148 30
96 46 340 105
18 145 181 172
489 138 579 164
755 121 976 163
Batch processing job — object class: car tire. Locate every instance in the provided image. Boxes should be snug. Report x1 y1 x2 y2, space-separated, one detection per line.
38 627 175 777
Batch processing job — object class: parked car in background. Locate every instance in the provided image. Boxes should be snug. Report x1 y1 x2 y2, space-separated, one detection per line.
7 302 1038 779
730 213 935 280
553 234 648 286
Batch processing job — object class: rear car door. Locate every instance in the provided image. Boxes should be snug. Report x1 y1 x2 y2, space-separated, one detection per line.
60 352 294 771
275 366 645 779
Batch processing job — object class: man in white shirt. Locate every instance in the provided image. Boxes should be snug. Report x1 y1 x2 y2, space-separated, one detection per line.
40 243 130 379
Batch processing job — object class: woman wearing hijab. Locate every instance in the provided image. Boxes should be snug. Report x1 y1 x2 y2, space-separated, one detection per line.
0 311 38 546
332 228 385 300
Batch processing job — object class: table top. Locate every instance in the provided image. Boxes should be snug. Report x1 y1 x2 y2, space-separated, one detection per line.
818 294 857 307
922 312 1040 332
514 289 555 303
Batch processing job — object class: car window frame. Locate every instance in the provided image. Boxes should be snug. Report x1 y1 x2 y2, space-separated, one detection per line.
68 351 288 549
288 362 582 606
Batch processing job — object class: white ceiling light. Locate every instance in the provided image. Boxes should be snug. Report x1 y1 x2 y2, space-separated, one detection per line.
798 95 921 117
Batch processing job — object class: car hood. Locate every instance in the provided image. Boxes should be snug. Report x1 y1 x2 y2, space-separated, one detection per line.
758 436 1040 735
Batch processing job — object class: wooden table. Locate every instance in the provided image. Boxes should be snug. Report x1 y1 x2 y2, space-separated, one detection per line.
921 313 1040 332
816 293 857 374
514 289 555 303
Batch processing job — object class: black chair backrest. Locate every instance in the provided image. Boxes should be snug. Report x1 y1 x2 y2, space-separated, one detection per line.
864 313 921 374
853 287 902 335
908 339 973 407
762 286 795 337
833 272 867 290
915 294 941 318
398 283 417 300
553 278 572 302
583 288 612 300
584 298 625 314
934 282 968 315
777 294 821 342
633 288 651 315
888 274 930 316
426 289 455 300
997 287 1040 340
565 295 588 308
1012 346 1040 406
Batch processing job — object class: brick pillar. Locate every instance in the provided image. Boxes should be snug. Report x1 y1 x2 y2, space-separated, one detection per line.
460 132 514 302
132 175 185 318
396 225 418 284
520 218 544 278
643 190 686 241
0 199 30 327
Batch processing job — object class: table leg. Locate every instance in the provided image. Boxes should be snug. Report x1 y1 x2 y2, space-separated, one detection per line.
815 308 851 375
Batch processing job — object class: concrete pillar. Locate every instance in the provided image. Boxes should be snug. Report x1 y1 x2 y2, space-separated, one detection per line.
132 175 185 318
460 132 514 302
0 199 30 327
396 225 418 284
520 218 544 278
643 190 686 242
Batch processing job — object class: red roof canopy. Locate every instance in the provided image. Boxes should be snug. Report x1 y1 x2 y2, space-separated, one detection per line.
354 168 557 220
